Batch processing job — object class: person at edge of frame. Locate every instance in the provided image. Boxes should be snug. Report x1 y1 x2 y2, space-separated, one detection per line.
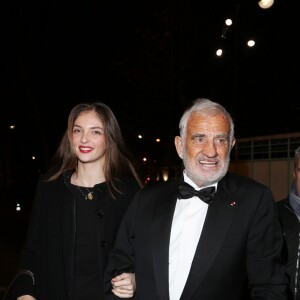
277 145 300 300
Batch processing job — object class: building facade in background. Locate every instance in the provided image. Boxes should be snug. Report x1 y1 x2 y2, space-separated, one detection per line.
230 132 300 201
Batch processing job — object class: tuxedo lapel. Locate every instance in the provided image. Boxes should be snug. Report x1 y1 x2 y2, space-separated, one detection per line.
180 175 245 299
152 180 179 300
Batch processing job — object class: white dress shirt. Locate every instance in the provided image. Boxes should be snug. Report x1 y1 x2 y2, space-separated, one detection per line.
169 173 217 300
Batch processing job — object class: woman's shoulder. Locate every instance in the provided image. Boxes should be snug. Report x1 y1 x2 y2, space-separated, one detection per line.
36 172 66 190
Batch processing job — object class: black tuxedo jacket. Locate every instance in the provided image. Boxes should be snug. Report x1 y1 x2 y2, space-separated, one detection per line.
105 172 288 300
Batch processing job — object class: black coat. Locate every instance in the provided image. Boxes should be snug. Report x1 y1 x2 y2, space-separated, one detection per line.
12 171 140 300
277 197 300 300
105 172 289 300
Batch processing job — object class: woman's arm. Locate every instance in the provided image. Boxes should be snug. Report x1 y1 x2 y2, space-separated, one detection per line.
111 273 136 298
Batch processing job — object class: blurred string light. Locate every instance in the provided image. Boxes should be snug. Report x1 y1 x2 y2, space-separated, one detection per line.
258 0 274 9
247 40 255 47
221 18 233 39
216 11 260 57
16 203 21 211
216 18 233 57
225 19 232 27
216 49 223 57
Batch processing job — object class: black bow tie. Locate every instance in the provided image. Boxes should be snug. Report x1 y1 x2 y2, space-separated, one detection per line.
177 182 216 204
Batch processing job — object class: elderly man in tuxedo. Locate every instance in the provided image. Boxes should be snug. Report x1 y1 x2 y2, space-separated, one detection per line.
105 98 289 300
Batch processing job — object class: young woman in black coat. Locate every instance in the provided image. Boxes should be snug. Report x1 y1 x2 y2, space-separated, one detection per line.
12 102 143 300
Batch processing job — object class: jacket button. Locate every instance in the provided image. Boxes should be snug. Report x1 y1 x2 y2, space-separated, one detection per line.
100 241 107 247
97 211 104 218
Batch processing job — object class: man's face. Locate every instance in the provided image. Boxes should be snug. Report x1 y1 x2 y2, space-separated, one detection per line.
175 112 235 187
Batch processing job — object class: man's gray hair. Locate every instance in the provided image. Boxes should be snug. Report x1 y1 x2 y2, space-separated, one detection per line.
178 98 235 144
294 146 300 170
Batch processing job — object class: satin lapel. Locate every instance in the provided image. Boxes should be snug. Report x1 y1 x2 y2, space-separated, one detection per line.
152 180 179 300
180 175 244 299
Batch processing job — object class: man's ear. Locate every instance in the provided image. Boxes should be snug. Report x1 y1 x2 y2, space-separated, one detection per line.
175 136 183 159
231 138 236 150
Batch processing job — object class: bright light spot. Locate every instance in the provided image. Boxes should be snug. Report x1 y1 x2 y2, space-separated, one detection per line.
143 157 147 162
16 203 21 211
247 40 255 47
32 156 36 160
162 169 169 181
10 125 16 130
225 19 232 26
216 49 223 56
258 0 274 9
156 138 160 142
138 135 142 139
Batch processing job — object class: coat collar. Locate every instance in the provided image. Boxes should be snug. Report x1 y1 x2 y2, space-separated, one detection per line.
151 173 244 300
180 173 243 298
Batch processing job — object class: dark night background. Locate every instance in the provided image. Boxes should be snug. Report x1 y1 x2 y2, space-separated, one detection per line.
0 0 298 293
0 0 299 194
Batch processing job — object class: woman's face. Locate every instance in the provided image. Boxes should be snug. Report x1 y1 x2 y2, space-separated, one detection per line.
71 110 107 165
